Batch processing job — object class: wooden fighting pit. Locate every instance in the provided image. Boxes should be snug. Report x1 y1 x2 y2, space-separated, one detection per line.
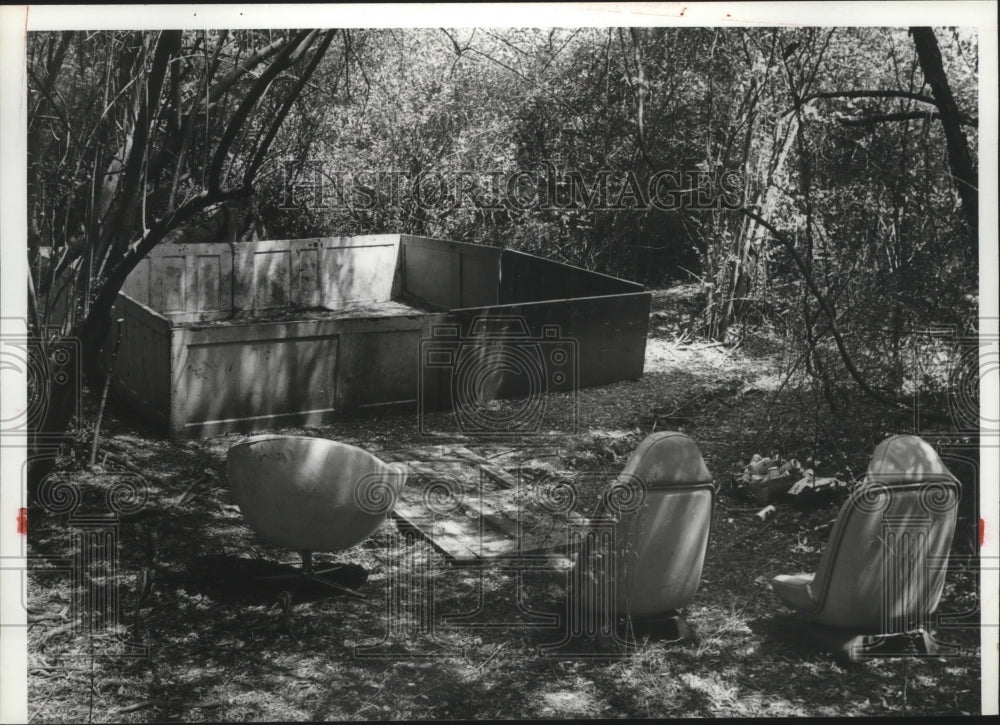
107 234 651 439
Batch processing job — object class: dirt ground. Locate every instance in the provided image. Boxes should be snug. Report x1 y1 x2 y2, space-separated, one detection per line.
25 285 983 721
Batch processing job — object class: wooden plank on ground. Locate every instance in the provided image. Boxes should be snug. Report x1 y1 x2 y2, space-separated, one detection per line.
477 488 588 556
384 446 581 567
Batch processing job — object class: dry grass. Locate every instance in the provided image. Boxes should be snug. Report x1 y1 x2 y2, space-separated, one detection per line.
25 284 983 721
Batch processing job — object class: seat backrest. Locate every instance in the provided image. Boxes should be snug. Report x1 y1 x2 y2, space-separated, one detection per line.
810 435 960 631
575 432 714 618
227 435 407 553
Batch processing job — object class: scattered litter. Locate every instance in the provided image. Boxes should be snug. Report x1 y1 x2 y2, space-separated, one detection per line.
733 454 804 505
733 453 849 509
785 472 850 509
755 505 776 521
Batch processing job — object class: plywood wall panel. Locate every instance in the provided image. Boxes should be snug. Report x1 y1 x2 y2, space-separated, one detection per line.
400 235 500 309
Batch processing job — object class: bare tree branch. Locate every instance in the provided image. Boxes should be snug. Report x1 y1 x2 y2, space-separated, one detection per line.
738 207 906 409
439 28 582 116
838 110 977 127
145 33 287 181
245 30 336 186
626 28 670 173
797 89 939 106
208 30 313 193
96 31 181 270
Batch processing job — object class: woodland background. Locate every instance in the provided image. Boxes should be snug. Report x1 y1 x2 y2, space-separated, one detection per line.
27 26 978 435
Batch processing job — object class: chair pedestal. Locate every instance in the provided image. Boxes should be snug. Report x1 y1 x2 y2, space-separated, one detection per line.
254 550 366 599
800 623 958 664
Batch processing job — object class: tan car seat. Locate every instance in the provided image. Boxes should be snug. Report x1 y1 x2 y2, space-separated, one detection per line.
567 432 714 643
771 435 961 659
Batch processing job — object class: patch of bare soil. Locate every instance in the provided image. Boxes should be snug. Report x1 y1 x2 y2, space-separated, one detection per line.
25 284 982 721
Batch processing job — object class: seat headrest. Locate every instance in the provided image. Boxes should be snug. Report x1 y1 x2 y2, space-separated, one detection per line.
866 435 959 485
623 432 714 488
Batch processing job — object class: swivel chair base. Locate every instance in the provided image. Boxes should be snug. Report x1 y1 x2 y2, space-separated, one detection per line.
254 550 366 599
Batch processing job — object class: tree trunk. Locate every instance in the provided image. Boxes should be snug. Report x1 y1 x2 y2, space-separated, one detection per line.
911 27 978 237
